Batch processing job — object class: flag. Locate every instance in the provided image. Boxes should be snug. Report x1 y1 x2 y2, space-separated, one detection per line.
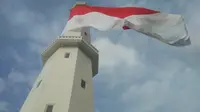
63 5 191 46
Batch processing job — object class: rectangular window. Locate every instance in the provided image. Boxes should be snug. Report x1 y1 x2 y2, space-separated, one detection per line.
64 52 70 58
36 80 42 88
46 104 54 112
81 79 86 89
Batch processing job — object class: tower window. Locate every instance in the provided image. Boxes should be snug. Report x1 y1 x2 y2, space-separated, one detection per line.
81 79 86 89
64 52 70 58
45 104 54 112
36 80 42 88
84 32 87 36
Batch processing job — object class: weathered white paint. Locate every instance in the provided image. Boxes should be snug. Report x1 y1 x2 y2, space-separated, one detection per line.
20 23 99 112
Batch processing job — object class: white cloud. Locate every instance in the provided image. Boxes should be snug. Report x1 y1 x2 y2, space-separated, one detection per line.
95 109 100 112
9 48 24 64
92 37 145 89
8 70 27 84
0 78 6 94
8 69 38 87
1 0 67 54
8 9 62 45
92 37 141 72
122 80 170 112
92 30 200 112
0 101 9 112
121 59 200 112
6 69 39 97
187 14 200 49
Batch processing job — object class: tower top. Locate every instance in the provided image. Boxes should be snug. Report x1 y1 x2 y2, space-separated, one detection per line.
42 1 99 76
71 1 87 9
61 2 90 43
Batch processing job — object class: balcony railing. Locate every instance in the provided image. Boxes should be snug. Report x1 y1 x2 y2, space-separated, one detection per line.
58 36 82 39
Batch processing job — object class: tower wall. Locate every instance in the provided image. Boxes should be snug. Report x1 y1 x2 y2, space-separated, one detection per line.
68 49 94 112
20 46 94 112
20 3 98 111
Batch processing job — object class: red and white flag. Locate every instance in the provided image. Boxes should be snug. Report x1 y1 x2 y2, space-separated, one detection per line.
63 5 190 46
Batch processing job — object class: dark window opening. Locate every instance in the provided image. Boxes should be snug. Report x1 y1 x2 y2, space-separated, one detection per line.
36 80 42 88
81 79 86 89
64 53 70 58
46 104 54 112
84 32 87 36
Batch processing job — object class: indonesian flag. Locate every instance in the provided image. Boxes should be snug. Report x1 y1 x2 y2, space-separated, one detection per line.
63 5 191 46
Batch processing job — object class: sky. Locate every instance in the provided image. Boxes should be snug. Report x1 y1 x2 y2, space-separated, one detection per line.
0 0 200 112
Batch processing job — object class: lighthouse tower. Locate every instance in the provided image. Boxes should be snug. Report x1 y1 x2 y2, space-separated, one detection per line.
20 2 99 112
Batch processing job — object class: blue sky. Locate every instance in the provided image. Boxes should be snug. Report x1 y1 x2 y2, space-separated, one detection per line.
0 0 200 112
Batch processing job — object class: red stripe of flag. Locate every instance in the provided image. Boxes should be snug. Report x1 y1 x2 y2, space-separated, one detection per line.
69 5 159 20
123 26 131 30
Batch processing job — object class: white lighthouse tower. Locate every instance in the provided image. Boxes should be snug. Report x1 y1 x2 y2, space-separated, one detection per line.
20 2 99 112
